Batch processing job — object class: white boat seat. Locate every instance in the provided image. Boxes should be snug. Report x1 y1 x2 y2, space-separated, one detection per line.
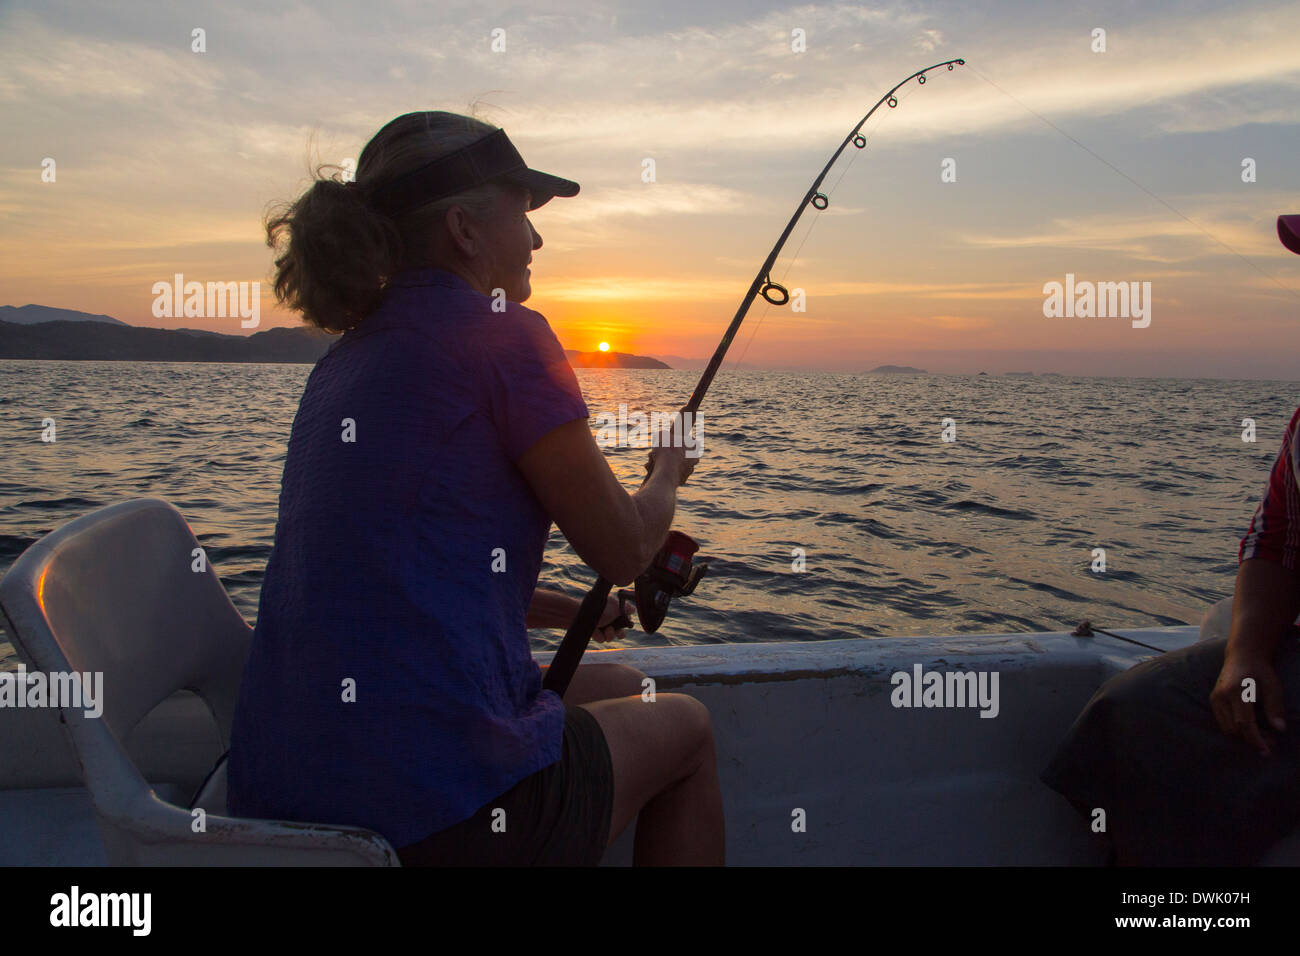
190 754 228 816
0 498 396 865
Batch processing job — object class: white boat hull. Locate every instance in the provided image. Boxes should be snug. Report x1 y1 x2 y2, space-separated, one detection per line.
5 625 1298 865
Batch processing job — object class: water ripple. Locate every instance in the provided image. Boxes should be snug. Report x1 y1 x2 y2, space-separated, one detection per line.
0 362 1290 655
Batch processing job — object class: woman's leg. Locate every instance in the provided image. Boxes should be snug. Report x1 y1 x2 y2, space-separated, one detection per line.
537 660 725 864
539 661 646 705
580 693 725 865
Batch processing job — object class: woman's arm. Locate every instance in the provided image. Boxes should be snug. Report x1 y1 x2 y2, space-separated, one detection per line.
526 588 579 628
517 418 693 586
527 586 629 641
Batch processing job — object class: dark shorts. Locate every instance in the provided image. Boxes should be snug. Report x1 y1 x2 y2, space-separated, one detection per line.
396 704 615 866
1041 631 1300 866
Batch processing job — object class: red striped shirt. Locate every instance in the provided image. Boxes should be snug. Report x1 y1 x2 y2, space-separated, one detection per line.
1239 406 1300 569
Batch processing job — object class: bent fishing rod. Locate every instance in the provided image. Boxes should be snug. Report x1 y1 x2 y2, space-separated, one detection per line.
543 57 966 698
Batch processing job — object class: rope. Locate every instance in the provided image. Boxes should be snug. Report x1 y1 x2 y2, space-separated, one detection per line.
1072 618 1168 654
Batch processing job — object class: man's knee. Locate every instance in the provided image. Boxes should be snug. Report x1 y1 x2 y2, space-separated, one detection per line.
1088 662 1169 726
1093 640 1225 722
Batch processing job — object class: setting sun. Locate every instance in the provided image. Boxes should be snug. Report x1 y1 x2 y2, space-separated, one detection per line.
598 342 610 352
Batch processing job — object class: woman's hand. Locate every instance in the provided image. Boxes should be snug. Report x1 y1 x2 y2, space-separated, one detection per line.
646 445 698 490
644 408 699 487
645 445 695 486
594 590 632 643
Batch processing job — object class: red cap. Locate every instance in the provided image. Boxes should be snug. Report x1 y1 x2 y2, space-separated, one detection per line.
1280 215 1300 255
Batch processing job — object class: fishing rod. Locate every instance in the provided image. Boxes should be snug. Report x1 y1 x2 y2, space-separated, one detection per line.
543 57 967 698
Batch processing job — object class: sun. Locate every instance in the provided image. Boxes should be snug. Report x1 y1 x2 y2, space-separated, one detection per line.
598 342 610 352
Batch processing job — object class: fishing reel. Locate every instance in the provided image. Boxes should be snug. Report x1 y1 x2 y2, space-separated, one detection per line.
609 530 710 633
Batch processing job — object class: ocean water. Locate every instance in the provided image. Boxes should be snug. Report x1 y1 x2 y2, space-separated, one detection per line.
1 359 1294 667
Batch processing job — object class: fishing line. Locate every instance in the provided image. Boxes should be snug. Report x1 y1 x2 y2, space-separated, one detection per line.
730 78 928 370
543 58 968 698
963 61 1300 302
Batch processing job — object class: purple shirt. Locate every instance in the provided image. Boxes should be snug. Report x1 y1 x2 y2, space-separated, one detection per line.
227 268 589 847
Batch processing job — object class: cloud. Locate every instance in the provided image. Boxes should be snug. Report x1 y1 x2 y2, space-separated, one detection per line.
540 183 750 225
916 28 944 53
920 313 994 331
538 274 739 301
3 0 1300 371
959 203 1294 262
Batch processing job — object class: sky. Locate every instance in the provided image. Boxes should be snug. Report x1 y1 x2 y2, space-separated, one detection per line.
2 0 1299 377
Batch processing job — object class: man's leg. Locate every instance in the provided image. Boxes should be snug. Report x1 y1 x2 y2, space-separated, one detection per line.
1042 634 1300 865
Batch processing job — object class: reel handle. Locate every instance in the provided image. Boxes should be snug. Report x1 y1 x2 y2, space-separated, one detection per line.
543 576 613 696
609 589 636 630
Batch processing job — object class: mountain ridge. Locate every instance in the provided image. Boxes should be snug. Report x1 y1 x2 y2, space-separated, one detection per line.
0 304 129 327
0 306 672 367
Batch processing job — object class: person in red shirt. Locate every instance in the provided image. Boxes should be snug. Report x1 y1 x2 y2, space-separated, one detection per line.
1228 402 1300 757
1041 214 1300 865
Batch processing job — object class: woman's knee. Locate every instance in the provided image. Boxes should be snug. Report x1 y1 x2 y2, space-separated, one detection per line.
661 693 716 761
555 661 648 705
607 661 648 688
588 661 647 698
590 693 716 843
590 691 714 773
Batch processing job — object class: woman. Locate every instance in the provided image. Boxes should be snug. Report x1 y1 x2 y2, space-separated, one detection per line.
226 110 725 866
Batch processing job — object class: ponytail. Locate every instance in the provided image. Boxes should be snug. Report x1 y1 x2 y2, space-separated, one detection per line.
265 171 401 333
265 111 501 334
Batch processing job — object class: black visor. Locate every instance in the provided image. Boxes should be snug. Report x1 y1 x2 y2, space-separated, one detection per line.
367 127 579 217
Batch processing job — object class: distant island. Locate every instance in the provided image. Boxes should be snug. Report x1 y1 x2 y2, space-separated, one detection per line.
866 365 928 374
0 305 671 368
565 350 670 369
0 315 333 363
